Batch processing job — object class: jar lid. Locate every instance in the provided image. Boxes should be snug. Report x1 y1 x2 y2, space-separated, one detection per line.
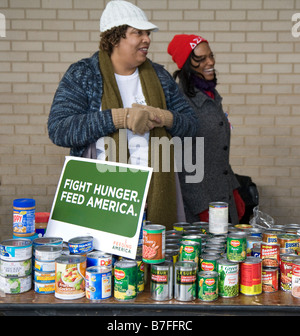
35 212 50 223
13 198 35 207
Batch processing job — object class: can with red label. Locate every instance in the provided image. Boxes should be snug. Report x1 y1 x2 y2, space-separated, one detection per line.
280 254 298 291
262 267 278 293
240 257 262 296
260 242 280 268
292 259 300 298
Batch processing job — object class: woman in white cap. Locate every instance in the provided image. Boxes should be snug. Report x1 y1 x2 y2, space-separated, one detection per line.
48 0 198 229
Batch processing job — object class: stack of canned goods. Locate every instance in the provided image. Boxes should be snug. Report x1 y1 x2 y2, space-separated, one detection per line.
33 237 63 294
0 238 33 294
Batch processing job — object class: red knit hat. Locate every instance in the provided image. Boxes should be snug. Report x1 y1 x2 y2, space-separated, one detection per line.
167 34 208 69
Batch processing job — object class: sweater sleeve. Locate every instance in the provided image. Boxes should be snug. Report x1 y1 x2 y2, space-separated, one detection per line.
153 64 199 138
47 60 116 152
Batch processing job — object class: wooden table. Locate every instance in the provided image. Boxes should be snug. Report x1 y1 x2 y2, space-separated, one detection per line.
1 287 300 316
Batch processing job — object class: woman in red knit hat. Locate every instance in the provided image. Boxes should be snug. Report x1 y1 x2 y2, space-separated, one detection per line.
168 34 245 225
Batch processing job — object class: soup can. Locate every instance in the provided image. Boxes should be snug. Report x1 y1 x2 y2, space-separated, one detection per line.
226 232 247 262
114 259 137 301
86 266 112 300
174 261 197 301
198 271 219 301
209 202 228 234
55 255 86 300
217 258 239 298
262 267 278 293
292 259 300 298
142 224 165 264
0 239 32 262
240 257 262 296
280 253 298 292
150 261 173 301
68 236 93 254
260 242 280 268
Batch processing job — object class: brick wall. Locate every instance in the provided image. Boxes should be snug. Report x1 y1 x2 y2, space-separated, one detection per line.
1 0 300 240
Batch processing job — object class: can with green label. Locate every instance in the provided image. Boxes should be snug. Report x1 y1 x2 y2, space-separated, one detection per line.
114 260 137 301
198 271 219 301
217 258 239 298
227 231 247 262
179 240 200 266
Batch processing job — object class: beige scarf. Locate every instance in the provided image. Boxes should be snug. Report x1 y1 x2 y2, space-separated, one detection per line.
99 50 177 230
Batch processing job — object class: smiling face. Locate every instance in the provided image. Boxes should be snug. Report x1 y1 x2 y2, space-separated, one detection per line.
111 27 151 75
191 42 215 81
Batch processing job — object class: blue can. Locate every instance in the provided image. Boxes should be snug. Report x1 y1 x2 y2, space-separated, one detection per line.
68 236 93 254
85 266 112 300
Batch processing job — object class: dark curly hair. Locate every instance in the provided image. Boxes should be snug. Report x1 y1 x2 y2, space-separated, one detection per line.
99 25 129 56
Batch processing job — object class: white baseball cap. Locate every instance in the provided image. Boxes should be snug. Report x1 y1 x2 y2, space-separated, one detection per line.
100 0 159 33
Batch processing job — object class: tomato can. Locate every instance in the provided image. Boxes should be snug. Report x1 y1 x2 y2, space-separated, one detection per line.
198 271 219 301
277 234 299 252
150 261 173 301
209 202 228 234
240 257 262 296
260 242 280 268
86 266 112 300
280 253 298 291
179 240 200 266
262 267 278 293
292 259 300 298
142 224 165 264
217 258 239 298
227 232 247 262
174 261 197 301
114 259 137 301
55 255 86 300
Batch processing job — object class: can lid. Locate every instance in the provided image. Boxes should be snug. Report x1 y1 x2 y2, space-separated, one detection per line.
13 198 35 208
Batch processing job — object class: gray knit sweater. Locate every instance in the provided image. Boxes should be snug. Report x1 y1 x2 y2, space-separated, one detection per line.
48 52 198 157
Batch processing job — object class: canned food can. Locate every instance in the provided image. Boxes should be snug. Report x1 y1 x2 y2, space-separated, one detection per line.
13 198 35 236
0 274 32 294
262 267 278 293
114 259 137 301
142 224 165 264
200 253 221 272
240 257 262 296
33 237 63 248
226 232 247 262
34 281 55 294
55 255 86 300
192 222 209 234
180 235 202 248
262 229 284 244
292 259 300 298
174 261 197 301
150 261 173 301
280 253 298 291
198 271 219 301
260 242 280 268
248 227 264 238
35 245 62 262
34 270 55 283
34 259 55 272
247 236 262 256
87 251 112 268
251 247 261 258
235 224 252 231
165 249 179 264
0 239 32 261
209 202 228 234
277 234 299 252
68 236 93 254
0 258 32 277
179 240 200 266
217 258 239 298
173 222 190 232
86 266 112 300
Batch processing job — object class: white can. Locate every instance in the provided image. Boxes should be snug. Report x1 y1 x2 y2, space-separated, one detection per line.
0 274 32 294
0 259 32 277
35 245 62 261
209 202 228 234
